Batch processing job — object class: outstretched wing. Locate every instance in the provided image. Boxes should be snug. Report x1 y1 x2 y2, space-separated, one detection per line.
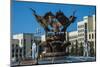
30 8 36 15
69 10 77 22
60 10 77 31
30 8 50 31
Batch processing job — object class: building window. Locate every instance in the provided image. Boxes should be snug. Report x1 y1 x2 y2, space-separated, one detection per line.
23 39 26 57
12 49 14 57
92 34 94 39
12 49 14 53
78 29 84 32
12 44 14 48
78 25 84 28
85 23 87 29
15 54 18 58
12 54 14 58
16 48 18 53
16 44 18 48
20 53 22 57
89 34 91 39
19 48 22 58
24 46 26 57
20 48 22 53
78 33 84 36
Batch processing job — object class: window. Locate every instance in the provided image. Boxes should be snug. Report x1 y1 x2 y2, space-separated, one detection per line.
20 48 22 53
12 54 14 57
78 29 84 32
85 23 87 29
78 33 84 36
12 44 14 48
15 54 18 57
24 46 26 57
12 49 14 53
20 53 22 57
16 44 18 48
92 34 94 39
78 25 84 28
23 39 26 56
16 48 18 53
89 34 91 39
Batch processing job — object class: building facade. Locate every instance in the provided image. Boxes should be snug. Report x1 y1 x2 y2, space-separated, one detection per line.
11 39 20 63
67 15 96 56
68 31 78 55
87 15 96 56
12 33 34 60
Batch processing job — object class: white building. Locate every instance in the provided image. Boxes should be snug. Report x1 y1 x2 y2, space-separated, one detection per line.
77 15 96 56
11 39 20 62
12 33 34 59
65 15 96 56
77 20 86 44
68 31 78 54
87 15 96 56
69 31 78 43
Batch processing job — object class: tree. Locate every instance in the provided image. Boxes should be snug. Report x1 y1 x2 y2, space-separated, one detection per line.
90 41 94 57
71 44 74 56
79 42 84 56
75 40 78 56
